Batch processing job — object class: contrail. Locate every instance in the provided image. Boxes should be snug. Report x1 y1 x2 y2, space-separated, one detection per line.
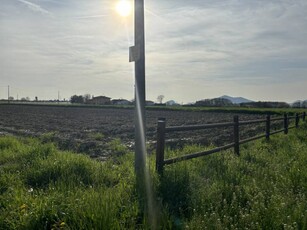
16 0 52 16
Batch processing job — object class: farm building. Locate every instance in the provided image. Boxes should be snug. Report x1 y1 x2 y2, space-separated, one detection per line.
88 96 111 105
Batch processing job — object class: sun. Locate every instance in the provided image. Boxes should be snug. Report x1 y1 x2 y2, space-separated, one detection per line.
116 0 132 17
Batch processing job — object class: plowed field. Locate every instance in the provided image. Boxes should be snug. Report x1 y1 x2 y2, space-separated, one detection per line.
0 104 279 159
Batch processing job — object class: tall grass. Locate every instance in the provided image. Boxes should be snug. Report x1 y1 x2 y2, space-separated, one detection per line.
0 123 307 229
0 137 141 229
158 123 307 229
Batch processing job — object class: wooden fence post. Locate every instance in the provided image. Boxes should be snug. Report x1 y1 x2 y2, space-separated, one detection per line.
233 115 240 156
266 115 271 140
156 118 166 174
295 113 299 128
284 114 288 134
303 112 306 121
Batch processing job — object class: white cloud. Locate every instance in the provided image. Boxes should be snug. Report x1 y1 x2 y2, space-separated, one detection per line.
144 0 307 101
0 0 307 102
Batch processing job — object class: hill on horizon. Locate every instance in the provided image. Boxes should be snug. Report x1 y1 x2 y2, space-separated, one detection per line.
219 95 254 104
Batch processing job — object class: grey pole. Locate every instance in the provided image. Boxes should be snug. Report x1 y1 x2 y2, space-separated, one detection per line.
132 4 158 227
133 0 146 174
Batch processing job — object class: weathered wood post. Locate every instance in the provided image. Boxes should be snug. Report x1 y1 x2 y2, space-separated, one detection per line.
284 114 288 134
295 113 300 128
266 115 271 140
233 115 240 156
156 118 166 174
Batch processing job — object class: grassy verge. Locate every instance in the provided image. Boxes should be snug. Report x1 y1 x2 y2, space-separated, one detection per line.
0 137 141 229
147 105 306 115
160 124 307 229
0 123 307 229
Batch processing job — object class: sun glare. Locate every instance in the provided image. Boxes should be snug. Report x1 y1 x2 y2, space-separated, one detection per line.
116 0 132 17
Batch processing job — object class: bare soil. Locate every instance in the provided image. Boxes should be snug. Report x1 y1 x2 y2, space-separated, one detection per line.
0 104 283 159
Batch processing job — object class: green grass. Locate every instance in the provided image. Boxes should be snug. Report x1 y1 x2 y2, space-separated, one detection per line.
0 137 141 229
0 123 307 229
147 105 306 115
159 126 307 229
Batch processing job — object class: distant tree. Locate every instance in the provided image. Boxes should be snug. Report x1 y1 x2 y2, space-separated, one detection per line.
302 100 307 108
166 100 180 106
211 98 233 107
20 97 30 102
84 94 91 103
276 102 290 108
157 95 164 104
195 98 233 107
70 95 84 104
242 101 290 108
8 96 14 101
292 101 301 108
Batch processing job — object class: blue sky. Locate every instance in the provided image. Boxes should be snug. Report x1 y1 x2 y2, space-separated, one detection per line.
1 0 307 103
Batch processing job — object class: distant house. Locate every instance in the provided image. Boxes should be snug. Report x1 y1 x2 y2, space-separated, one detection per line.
88 96 111 105
112 99 131 105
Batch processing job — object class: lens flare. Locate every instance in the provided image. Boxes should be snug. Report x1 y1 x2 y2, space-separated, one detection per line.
116 0 132 17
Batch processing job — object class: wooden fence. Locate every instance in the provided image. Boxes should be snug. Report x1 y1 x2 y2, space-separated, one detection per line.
156 112 306 174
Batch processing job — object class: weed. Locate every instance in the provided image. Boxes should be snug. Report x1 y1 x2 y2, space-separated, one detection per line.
88 132 105 141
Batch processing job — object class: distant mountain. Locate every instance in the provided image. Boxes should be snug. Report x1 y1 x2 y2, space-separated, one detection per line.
219 95 253 104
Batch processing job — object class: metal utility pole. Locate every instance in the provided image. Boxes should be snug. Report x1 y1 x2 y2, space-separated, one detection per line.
130 0 146 175
130 3 157 227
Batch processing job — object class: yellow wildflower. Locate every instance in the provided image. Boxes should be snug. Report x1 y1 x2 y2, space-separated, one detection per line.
20 204 27 210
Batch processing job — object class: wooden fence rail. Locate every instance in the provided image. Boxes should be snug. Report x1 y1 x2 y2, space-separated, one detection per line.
156 112 306 174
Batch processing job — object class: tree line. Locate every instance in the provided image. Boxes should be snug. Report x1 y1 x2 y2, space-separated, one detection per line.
194 98 307 108
70 94 91 104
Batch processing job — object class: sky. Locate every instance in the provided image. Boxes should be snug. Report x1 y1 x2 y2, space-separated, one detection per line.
1 0 307 103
